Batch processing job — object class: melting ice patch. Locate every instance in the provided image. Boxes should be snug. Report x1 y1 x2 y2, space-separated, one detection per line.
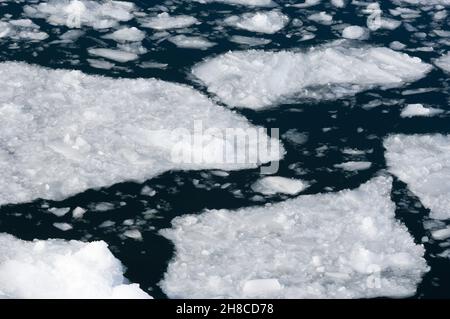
0 62 282 206
224 10 289 34
0 234 151 298
385 135 450 220
160 176 427 298
192 43 432 109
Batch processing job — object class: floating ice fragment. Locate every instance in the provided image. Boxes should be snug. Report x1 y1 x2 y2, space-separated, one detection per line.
168 35 215 49
225 10 289 34
251 176 307 195
139 12 198 30
334 161 372 171
435 52 450 73
88 48 138 62
400 104 443 118
342 25 367 40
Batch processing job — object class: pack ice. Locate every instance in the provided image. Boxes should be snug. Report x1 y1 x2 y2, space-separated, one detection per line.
0 62 282 206
160 176 427 298
385 134 450 220
192 42 431 109
0 234 150 299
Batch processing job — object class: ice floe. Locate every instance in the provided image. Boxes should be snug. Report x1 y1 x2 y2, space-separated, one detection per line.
0 233 151 298
195 0 275 6
192 42 432 109
88 48 138 62
251 176 307 195
0 62 282 206
161 176 427 298
139 12 198 30
0 19 48 41
342 25 367 40
224 10 289 34
168 35 215 50
385 134 450 220
308 11 333 25
24 0 136 29
334 161 372 171
435 52 450 73
400 104 443 118
103 27 145 43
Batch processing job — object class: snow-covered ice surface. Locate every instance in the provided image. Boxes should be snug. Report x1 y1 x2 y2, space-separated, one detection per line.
385 135 450 220
224 11 289 34
251 176 307 195
161 176 428 298
400 104 443 118
192 42 431 109
0 62 282 206
0 233 151 298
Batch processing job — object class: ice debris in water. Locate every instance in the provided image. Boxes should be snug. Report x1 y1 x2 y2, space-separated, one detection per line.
224 10 289 34
24 0 136 29
0 233 151 298
194 0 276 6
0 19 48 41
400 104 443 118
139 12 198 30
434 52 450 73
334 161 372 171
103 27 145 43
192 42 431 109
88 48 138 62
385 134 450 220
342 25 367 40
0 62 282 206
168 35 216 50
160 176 428 298
251 176 307 195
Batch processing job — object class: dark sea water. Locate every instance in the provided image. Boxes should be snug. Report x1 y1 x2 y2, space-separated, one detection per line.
0 0 449 298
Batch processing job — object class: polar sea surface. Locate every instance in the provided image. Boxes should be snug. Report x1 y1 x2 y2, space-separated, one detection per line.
0 0 449 299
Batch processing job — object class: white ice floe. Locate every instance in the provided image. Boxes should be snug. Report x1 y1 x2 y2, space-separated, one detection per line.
251 176 307 195
229 35 271 46
0 19 48 41
435 52 450 73
400 104 443 118
24 0 136 29
431 227 450 240
0 233 151 298
385 134 450 220
168 35 215 49
103 27 145 43
139 12 198 30
0 62 282 206
291 0 321 8
331 0 345 8
308 11 333 25
160 176 427 298
53 222 73 231
225 11 289 34
195 0 275 6
342 25 367 40
334 161 372 171
192 42 431 109
364 3 401 31
88 48 138 62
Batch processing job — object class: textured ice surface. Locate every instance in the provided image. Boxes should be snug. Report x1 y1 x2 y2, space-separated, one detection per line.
224 11 289 34
308 12 333 25
192 42 432 109
385 135 450 220
88 48 138 62
229 35 271 46
195 0 275 6
0 19 48 41
103 27 145 43
161 176 428 298
251 176 307 195
0 233 151 298
168 35 215 50
0 62 282 206
400 104 443 118
334 161 372 171
342 26 367 40
139 13 198 30
435 52 450 73
24 0 135 29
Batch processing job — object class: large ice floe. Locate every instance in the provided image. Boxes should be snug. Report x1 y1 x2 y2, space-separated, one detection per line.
192 42 432 109
0 233 151 298
385 135 450 220
160 176 428 298
24 0 136 29
224 10 289 34
0 62 282 206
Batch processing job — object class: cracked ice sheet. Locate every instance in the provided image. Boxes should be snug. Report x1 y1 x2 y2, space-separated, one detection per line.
192 42 432 109
0 62 282 206
160 176 428 298
0 233 151 299
385 134 450 220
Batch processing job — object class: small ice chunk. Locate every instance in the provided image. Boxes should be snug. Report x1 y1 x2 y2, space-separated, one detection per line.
431 227 450 240
195 0 275 6
435 52 450 73
334 161 372 171
49 207 70 217
229 35 271 46
72 207 87 219
390 41 406 50
123 229 143 240
251 176 307 195
53 222 73 231
87 58 115 70
400 104 443 118
0 233 151 298
331 0 345 8
242 279 282 297
168 35 215 50
103 27 145 43
225 11 289 34
342 26 366 40
385 134 450 220
140 13 198 30
308 12 333 25
88 48 138 63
